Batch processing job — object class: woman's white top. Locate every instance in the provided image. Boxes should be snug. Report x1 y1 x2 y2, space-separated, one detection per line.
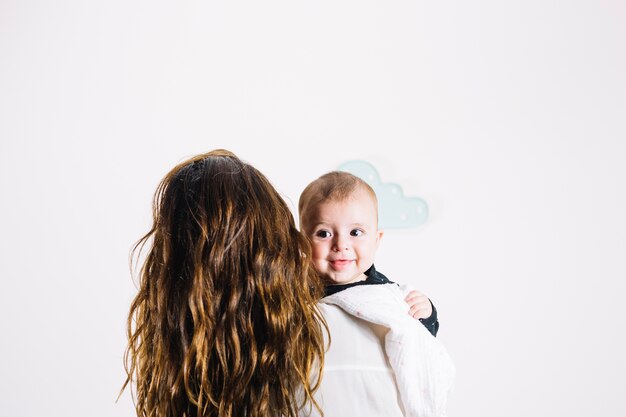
310 284 455 417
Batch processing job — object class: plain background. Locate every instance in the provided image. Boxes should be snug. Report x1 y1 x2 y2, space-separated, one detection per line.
1 1 625 416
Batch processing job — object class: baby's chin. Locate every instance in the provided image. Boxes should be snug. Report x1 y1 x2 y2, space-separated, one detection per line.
323 273 367 286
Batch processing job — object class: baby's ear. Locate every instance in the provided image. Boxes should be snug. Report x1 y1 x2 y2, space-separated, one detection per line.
376 229 384 244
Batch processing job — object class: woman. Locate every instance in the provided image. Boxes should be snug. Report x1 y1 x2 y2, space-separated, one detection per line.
122 150 326 417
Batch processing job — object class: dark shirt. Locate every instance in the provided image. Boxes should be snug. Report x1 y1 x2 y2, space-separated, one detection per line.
324 264 439 337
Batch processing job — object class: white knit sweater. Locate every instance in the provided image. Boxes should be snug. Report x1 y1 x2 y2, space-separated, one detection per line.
315 284 456 417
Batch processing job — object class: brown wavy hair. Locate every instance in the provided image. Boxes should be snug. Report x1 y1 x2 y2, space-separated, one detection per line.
122 150 326 417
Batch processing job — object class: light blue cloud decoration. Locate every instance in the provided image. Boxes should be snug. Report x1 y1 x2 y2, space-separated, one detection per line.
337 160 428 229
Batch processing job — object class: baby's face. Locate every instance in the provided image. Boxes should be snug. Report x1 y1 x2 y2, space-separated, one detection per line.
305 188 382 285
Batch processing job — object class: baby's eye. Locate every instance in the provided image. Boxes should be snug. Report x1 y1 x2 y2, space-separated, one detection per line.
315 230 331 239
350 229 364 237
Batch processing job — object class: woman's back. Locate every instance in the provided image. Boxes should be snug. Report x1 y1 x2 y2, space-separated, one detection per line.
123 150 326 417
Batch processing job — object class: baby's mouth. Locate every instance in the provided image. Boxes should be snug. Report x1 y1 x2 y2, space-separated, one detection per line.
329 259 353 270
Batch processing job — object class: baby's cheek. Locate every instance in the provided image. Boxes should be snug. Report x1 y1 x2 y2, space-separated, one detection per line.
310 244 325 259
311 257 325 273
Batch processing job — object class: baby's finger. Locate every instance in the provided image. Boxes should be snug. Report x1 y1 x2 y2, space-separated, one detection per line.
409 306 430 319
406 296 429 310
404 290 424 302
408 301 432 319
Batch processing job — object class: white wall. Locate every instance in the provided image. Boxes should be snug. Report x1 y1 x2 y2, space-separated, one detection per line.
1 1 625 416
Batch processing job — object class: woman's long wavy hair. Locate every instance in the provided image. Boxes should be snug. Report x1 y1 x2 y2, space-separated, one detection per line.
122 150 326 417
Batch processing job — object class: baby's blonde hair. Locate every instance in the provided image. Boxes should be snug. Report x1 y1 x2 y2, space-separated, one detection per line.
298 171 378 233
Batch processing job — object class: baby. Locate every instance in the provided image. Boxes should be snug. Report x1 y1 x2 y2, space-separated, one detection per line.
298 171 439 336
299 171 455 417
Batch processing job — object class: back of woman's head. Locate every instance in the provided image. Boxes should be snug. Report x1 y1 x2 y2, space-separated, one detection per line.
124 150 326 417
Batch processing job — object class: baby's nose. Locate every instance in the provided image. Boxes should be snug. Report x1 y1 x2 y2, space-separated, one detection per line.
332 236 349 251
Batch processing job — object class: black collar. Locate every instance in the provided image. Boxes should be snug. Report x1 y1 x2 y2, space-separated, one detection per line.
324 264 394 297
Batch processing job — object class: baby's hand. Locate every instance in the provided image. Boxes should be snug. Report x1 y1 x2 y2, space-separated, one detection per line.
405 290 433 320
